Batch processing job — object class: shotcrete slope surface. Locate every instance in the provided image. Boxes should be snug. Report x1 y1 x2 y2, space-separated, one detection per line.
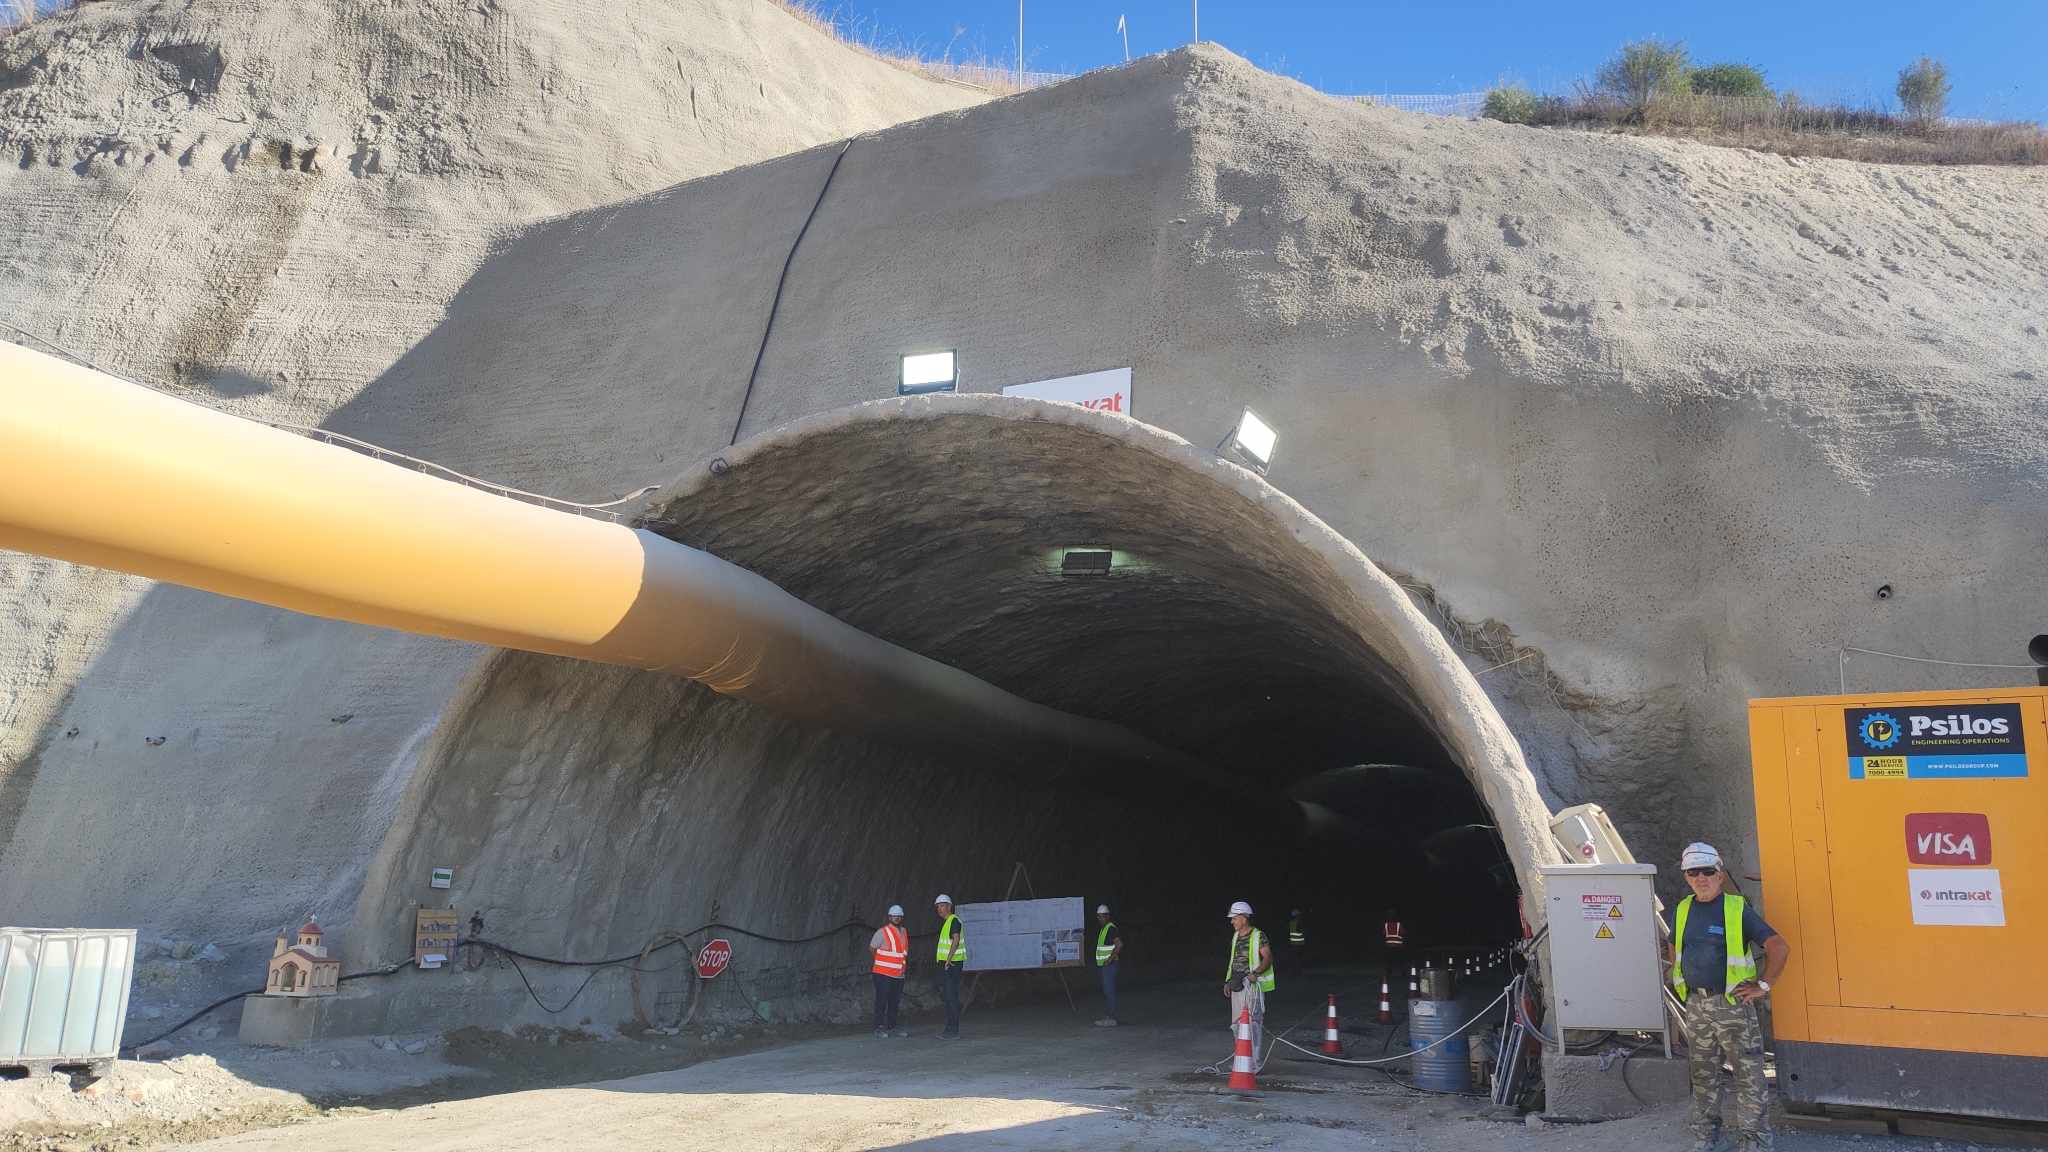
0 0 978 1002
338 47 2048 880
1 23 2044 1031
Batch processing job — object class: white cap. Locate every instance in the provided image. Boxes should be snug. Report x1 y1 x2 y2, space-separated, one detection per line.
1680 843 1722 870
1096 904 1110 914
934 894 953 905
887 904 905 917
1227 900 1254 918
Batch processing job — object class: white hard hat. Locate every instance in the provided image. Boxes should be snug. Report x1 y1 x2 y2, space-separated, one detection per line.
934 894 953 905
1680 843 1722 870
1096 904 1110 914
1227 900 1254 918
887 904 905 917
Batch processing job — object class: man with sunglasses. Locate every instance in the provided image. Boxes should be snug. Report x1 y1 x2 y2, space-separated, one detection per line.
1663 843 1791 1152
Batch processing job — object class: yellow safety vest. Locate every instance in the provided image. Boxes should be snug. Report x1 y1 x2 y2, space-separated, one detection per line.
936 915 966 963
1226 928 1276 993
1288 918 1305 945
1671 894 1758 1005
1095 922 1118 965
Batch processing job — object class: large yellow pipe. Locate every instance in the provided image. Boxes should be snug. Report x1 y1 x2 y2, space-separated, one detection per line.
0 341 1191 768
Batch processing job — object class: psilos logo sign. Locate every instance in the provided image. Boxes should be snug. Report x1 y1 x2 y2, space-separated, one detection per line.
1845 704 2028 780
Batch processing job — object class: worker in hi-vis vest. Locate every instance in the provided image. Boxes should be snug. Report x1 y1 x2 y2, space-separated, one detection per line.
1287 908 1306 947
1224 901 1275 1056
933 894 967 1040
1093 903 1122 1028
1662 843 1790 1152
1382 907 1405 991
869 903 910 1038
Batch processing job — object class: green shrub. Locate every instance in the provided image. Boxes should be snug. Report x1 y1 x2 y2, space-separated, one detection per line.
1596 38 1690 117
1689 63 1770 98
1896 57 1950 121
1482 86 1541 125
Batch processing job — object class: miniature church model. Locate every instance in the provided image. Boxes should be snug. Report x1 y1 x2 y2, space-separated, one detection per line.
266 918 340 997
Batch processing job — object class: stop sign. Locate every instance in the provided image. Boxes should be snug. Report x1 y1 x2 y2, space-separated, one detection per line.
694 938 733 980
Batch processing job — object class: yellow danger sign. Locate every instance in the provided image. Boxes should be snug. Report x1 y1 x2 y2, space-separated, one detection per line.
1594 923 1615 940
1608 904 1624 919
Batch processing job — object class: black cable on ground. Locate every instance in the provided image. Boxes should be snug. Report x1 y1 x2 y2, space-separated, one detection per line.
123 919 874 1052
460 920 873 1017
1615 1037 1659 1106
122 989 259 1054
728 138 854 446
123 961 410 1053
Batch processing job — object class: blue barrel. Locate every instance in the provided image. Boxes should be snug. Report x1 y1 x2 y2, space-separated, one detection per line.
1407 997 1471 1092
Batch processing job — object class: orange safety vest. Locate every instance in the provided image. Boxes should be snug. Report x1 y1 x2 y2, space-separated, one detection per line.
1384 920 1404 946
872 924 908 978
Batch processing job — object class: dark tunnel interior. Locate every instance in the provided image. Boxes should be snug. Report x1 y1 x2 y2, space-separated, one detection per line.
644 405 1522 957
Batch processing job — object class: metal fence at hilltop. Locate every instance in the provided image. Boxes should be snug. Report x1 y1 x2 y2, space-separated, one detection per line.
915 60 1486 118
1345 91 1489 118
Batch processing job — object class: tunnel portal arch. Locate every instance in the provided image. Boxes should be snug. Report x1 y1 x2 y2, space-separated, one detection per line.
652 394 1564 924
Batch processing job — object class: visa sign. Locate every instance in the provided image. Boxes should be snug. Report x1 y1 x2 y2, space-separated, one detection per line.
1904 812 1992 865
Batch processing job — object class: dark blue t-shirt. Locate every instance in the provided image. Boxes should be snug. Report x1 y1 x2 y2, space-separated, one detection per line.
1663 894 1775 994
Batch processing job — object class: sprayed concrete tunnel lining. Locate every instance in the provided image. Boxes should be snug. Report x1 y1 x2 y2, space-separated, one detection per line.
346 396 1556 1016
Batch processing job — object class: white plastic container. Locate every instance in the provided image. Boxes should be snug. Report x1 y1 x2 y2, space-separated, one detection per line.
0 928 136 1070
1548 802 1638 865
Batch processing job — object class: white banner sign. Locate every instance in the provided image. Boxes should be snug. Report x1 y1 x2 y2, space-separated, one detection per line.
1908 867 2005 926
1001 367 1132 416
957 897 1085 971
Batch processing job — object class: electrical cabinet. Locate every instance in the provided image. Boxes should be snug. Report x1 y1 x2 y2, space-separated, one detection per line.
1539 863 1664 1032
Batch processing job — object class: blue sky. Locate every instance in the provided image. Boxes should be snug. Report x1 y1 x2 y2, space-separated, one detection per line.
831 0 2045 120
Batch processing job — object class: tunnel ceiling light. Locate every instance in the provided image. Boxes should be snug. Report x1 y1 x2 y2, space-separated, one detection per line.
1061 548 1114 575
1220 408 1278 473
899 351 958 395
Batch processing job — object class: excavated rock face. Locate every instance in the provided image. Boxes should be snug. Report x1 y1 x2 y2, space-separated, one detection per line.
5 20 2045 1033
351 401 1534 1030
329 43 2044 901
0 0 977 1023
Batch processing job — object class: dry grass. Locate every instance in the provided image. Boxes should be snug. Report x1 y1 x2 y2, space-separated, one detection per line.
766 0 1026 94
1486 86 2046 166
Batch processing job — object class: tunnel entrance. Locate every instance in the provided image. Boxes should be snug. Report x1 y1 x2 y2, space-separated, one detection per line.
354 395 1553 1021
648 397 1552 941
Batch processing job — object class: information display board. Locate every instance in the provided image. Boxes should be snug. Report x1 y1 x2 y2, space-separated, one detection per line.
957 897 1084 972
414 908 458 969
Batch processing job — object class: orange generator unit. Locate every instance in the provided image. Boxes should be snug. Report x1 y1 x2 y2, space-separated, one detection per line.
1750 688 2047 1121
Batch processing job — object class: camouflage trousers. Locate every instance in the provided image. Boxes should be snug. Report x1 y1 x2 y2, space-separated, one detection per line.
1682 992 1772 1150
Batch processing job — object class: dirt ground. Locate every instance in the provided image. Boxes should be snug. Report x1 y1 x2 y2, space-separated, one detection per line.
4 974 1987 1152
0 1017 797 1152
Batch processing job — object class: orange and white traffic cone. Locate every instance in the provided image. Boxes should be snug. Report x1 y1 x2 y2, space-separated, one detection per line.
1408 965 1418 995
1323 994 1344 1054
1377 980 1393 1025
1228 1007 1259 1091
